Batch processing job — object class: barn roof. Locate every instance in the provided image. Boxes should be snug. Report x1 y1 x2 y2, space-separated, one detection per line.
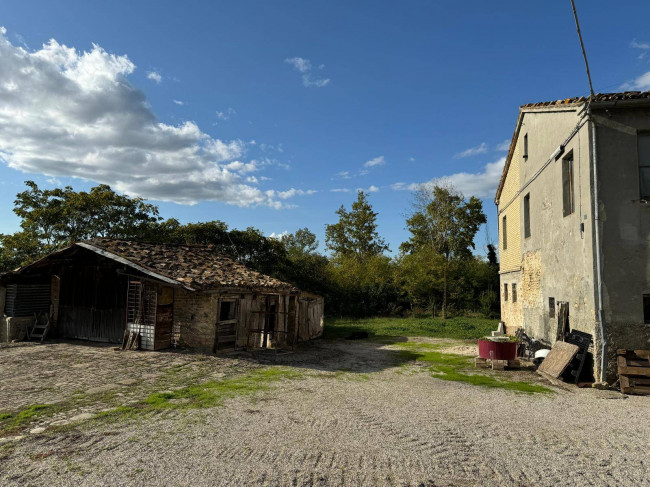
4 239 298 293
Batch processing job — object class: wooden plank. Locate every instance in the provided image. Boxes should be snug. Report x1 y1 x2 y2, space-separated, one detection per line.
537 341 579 378
618 366 650 377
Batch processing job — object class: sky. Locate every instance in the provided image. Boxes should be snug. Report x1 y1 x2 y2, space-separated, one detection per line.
1 0 650 256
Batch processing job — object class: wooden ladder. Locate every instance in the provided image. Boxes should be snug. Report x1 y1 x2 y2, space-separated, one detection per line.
28 312 51 343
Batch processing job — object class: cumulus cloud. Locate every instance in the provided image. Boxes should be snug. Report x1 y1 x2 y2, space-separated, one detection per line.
284 57 330 88
391 157 505 199
357 185 379 193
0 30 305 208
276 188 317 199
268 231 289 240
147 70 162 83
363 155 386 168
453 142 488 159
173 99 184 105
330 188 350 192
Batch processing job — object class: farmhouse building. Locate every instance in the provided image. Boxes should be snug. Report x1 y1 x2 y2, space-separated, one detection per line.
496 91 650 381
0 239 324 351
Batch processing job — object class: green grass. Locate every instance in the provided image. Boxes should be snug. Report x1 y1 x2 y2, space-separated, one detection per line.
395 344 552 394
324 316 498 341
0 404 54 432
96 367 304 423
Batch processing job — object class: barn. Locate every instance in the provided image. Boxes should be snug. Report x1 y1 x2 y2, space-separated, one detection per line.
0 239 324 351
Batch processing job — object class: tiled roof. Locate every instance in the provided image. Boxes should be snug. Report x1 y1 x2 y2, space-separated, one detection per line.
521 91 650 109
82 238 296 292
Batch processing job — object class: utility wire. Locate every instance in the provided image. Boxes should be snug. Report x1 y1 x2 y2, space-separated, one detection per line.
570 0 595 99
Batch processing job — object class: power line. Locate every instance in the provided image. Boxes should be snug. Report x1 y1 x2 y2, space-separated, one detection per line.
570 0 595 99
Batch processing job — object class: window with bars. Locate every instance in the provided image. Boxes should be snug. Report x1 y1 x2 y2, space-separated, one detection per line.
524 193 531 238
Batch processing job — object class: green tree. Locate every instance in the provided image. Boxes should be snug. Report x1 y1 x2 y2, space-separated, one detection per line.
325 191 389 261
0 181 161 271
281 228 319 257
401 184 486 318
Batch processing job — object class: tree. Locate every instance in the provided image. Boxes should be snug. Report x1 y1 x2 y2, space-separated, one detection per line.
401 184 486 318
0 181 161 271
325 191 389 260
281 228 319 257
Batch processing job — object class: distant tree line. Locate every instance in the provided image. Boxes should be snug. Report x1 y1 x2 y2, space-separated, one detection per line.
0 181 499 318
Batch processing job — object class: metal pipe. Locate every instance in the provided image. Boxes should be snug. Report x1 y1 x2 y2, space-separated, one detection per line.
590 112 607 382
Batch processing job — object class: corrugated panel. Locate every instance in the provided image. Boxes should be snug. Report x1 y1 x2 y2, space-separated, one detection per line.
4 284 50 317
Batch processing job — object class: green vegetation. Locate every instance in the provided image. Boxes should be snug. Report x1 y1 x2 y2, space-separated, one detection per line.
324 316 498 341
96 367 304 423
395 344 552 394
0 404 53 431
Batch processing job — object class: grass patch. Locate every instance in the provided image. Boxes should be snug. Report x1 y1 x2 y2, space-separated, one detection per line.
396 344 552 394
96 367 304 423
0 404 54 432
324 316 498 341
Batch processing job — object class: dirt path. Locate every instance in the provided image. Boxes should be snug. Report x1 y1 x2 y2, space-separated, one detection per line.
1 339 649 486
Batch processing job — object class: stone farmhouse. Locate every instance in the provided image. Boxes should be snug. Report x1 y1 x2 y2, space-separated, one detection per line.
0 239 324 351
496 91 650 381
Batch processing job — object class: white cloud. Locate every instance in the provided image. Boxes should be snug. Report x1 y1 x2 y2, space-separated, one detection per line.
334 170 351 179
631 39 650 50
147 70 162 83
496 139 510 151
453 142 488 159
409 157 415 162
269 231 288 240
276 188 317 199
0 30 308 208
173 99 184 105
363 155 386 168
216 107 236 120
357 185 379 193
391 157 505 199
284 57 330 88
330 188 350 192
621 71 650 91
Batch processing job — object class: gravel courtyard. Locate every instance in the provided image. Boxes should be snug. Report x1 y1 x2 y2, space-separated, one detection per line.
1 339 649 486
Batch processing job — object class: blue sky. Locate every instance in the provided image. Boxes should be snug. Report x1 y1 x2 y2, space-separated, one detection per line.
1 0 650 255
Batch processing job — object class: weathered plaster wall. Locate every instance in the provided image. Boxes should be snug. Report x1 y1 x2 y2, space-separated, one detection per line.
500 271 522 334
499 108 599 367
594 106 650 378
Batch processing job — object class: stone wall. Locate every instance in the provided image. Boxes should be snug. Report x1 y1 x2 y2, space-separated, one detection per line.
0 316 33 343
174 288 218 353
500 270 522 333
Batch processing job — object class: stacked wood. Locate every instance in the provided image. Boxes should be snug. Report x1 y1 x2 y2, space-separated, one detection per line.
617 349 650 395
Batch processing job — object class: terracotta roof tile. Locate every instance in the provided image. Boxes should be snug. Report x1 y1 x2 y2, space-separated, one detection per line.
521 91 650 109
83 238 296 292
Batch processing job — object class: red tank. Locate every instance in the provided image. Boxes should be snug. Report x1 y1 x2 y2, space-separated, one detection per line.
478 339 518 361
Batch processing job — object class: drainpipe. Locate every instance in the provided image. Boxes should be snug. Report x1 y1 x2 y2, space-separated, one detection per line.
589 110 607 382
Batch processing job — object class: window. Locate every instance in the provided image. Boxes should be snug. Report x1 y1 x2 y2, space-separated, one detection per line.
639 133 650 200
644 295 650 324
523 133 528 160
504 283 508 301
219 300 236 321
512 283 517 303
562 151 575 217
549 297 555 318
502 215 508 250
524 193 531 238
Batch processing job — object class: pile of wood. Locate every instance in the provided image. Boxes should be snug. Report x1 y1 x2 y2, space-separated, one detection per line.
617 349 650 395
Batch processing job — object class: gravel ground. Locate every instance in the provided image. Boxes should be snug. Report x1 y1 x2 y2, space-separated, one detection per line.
1 339 649 486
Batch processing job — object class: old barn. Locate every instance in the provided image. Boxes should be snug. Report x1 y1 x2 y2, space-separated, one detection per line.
0 239 324 351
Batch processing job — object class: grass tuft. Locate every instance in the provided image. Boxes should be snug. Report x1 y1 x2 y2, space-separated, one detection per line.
0 404 54 432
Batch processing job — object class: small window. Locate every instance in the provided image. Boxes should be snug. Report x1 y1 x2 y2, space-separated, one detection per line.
512 283 517 303
524 193 531 238
549 297 555 318
562 151 575 217
523 133 528 160
219 300 236 321
644 295 650 324
502 215 508 250
504 283 509 301
639 133 650 199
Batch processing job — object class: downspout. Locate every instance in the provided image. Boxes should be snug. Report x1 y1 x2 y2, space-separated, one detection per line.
589 109 607 382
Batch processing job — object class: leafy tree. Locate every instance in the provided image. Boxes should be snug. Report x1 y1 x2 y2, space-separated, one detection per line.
401 184 486 318
325 191 389 261
281 228 319 257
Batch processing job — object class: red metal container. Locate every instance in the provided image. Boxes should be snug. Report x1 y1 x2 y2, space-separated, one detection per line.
478 339 518 360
